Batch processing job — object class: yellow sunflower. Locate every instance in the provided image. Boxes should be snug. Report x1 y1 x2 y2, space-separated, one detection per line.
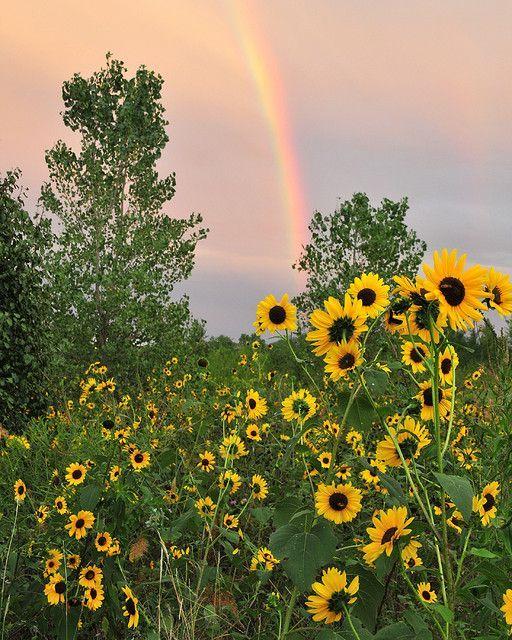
501 589 512 626
254 294 297 333
122 586 139 629
362 506 413 564
95 531 112 553
475 481 499 526
422 249 488 330
306 567 359 624
195 496 217 518
197 450 216 472
317 451 332 469
13 479 26 502
65 510 95 540
315 483 363 524
415 381 452 421
246 424 261 441
84 583 105 611
438 346 459 385
44 573 66 605
417 582 437 604
307 294 368 356
65 462 87 486
376 417 431 467
484 267 512 316
223 514 239 529
251 474 268 501
282 389 317 423
401 341 430 374
130 450 150 471
383 306 408 335
348 272 390 318
219 434 248 460
323 340 363 381
245 389 268 420
54 496 67 514
218 469 242 494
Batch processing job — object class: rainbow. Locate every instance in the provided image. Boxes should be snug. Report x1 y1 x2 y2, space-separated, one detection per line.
226 0 309 264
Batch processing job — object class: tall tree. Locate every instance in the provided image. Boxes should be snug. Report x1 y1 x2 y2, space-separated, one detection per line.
40 54 208 376
0 170 51 432
293 192 426 318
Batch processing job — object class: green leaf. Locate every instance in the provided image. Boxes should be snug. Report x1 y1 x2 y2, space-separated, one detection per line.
403 609 432 640
433 603 454 623
469 547 499 559
374 622 411 639
273 496 304 529
79 484 101 511
352 567 385 630
433 472 473 522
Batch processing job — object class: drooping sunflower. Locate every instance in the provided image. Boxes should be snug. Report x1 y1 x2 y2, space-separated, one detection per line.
282 389 317 423
484 267 512 316
95 532 112 553
254 294 297 333
348 272 390 318
65 463 87 486
245 389 268 420
376 417 431 467
195 496 217 518
36 505 49 524
13 479 26 502
305 567 359 624
315 483 363 524
417 582 437 604
84 583 105 611
401 341 430 374
130 450 151 471
65 510 95 540
197 450 216 473
323 341 363 381
438 346 459 385
251 474 268 501
475 481 500 526
501 589 512 626
44 573 66 605
422 249 488 330
79 564 103 588
362 506 414 565
383 301 409 336
307 294 368 356
122 586 139 629
218 469 242 494
219 434 248 460
415 381 452 421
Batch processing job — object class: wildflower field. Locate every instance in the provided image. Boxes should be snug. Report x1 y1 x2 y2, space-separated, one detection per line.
2 249 512 639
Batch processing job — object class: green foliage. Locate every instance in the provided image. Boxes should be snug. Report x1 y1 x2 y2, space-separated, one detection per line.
0 170 51 433
293 192 426 318
39 54 208 380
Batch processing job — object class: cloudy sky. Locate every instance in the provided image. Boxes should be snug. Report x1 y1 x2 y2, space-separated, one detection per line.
2 1 511 336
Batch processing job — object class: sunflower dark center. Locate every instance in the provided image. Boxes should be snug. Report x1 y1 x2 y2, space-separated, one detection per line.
422 387 443 407
253 485 261 493
441 358 452 374
248 398 257 409
381 526 398 544
357 287 377 307
85 570 95 580
329 317 355 343
439 277 465 306
482 493 495 511
126 598 136 615
98 536 107 546
328 590 348 614
103 419 114 429
410 347 425 363
422 590 431 600
269 305 286 324
134 453 143 463
338 353 356 369
328 492 348 511
72 469 82 479
17 485 24 494
388 312 403 326
492 286 502 305
55 581 66 594
202 458 209 466
90 588 98 599
75 519 85 529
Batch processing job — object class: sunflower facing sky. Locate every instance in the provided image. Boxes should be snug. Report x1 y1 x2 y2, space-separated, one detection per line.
254 294 297 334
282 388 317 423
347 272 390 318
315 482 363 524
363 506 414 564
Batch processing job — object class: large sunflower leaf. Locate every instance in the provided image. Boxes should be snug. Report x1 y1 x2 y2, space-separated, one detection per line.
433 472 473 522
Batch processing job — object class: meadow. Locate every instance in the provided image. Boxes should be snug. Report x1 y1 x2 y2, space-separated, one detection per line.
1 249 512 639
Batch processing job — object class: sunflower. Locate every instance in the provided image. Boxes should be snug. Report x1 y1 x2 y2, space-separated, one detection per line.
254 294 297 333
84 583 105 611
401 538 422 563
415 381 452 421
317 451 332 469
218 470 242 494
36 505 49 524
417 582 437 604
360 459 386 487
422 249 488 330
65 510 95 540
195 496 217 518
54 496 68 514
65 462 87 486
219 434 248 460
323 341 363 381
501 589 512 626
13 479 26 502
305 567 359 624
122 586 139 629
348 272 390 318
79 565 103 588
282 389 317 423
401 341 430 373
44 573 66 605
362 506 413 565
307 294 368 356
197 450 216 472
95 531 112 553
335 465 351 482
383 306 408 335
130 450 150 471
438 346 459 385
223 514 239 529
44 556 61 576
109 465 121 482
315 483 362 524
475 481 499 526
251 474 268 501
246 424 261 441
376 417 431 467
484 267 512 316
67 554 81 570
245 389 268 420
250 547 280 571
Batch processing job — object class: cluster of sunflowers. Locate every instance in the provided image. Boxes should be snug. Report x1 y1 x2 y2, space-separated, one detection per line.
1 248 512 638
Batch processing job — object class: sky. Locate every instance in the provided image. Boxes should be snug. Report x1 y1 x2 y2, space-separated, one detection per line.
1 1 511 337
